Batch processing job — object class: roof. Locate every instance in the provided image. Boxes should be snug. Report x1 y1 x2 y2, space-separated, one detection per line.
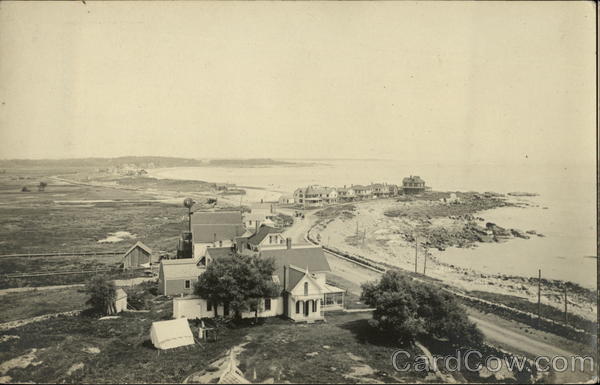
205 247 237 261
150 318 194 350
259 246 331 288
161 258 205 280
191 224 246 243
403 176 425 184
123 241 152 257
351 185 371 191
191 211 243 225
246 225 284 246
244 209 273 221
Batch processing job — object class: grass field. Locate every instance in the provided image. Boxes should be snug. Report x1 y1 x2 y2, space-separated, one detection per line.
0 287 88 323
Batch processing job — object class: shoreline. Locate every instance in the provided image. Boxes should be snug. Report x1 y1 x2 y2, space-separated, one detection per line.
307 198 596 323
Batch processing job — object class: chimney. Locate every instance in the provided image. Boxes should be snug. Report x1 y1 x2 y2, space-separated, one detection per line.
255 221 259 234
213 232 217 247
283 265 289 291
286 237 292 249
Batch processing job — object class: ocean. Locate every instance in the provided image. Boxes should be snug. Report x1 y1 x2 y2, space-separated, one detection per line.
150 160 596 288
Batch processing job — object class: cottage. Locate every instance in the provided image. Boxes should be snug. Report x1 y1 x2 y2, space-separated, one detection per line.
190 210 246 257
158 258 205 296
293 185 338 207
369 183 389 199
337 186 356 201
122 241 153 270
260 244 346 315
241 225 286 252
351 185 373 200
402 175 426 194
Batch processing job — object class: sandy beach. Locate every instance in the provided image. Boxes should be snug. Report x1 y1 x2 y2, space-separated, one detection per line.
309 197 597 323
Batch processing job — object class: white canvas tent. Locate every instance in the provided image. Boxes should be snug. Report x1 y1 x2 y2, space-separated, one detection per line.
150 318 195 350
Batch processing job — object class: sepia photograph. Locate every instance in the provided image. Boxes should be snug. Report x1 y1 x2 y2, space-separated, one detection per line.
0 0 597 383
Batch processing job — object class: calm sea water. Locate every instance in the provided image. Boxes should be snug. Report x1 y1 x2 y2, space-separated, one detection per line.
151 160 596 288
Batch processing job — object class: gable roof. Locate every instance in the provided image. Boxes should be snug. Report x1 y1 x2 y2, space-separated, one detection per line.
246 225 284 246
191 211 243 225
123 241 152 257
205 247 237 261
259 246 331 287
161 258 205 280
191 224 246 243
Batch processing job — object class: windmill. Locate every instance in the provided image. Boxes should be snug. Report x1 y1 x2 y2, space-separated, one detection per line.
183 198 196 233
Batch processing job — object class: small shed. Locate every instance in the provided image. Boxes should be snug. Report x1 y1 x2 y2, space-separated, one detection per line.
122 241 153 270
114 288 128 313
150 318 195 350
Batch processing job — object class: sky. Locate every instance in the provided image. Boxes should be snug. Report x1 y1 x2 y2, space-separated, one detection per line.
0 1 596 166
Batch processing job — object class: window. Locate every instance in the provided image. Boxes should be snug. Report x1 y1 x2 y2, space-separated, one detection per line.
304 282 309 296
185 280 191 289
296 300 303 314
207 302 212 311
264 298 271 311
312 300 317 313
224 303 230 316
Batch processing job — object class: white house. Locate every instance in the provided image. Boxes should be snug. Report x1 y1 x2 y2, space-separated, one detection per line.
172 244 345 322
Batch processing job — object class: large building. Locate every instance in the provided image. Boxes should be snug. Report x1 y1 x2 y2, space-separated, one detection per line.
172 243 345 322
402 175 427 194
293 186 338 207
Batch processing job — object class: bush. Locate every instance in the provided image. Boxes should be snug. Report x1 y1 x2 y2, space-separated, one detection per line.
361 271 483 348
84 275 117 315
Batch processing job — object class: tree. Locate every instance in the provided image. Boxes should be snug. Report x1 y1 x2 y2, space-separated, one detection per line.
38 181 48 192
85 275 117 315
361 271 483 348
195 254 280 320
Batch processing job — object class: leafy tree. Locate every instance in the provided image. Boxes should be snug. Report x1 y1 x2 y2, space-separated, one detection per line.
361 271 483 348
38 181 48 192
195 254 280 320
21 186 29 192
85 275 117 315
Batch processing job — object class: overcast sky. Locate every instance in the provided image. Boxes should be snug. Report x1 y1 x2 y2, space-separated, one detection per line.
0 1 595 165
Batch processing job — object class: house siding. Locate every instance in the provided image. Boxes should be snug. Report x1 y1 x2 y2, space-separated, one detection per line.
173 297 283 320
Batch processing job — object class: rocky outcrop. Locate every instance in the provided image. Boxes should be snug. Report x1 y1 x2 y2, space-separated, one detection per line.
510 229 530 239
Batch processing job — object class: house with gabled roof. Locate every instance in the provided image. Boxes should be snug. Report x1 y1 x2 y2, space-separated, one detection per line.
122 241 154 270
171 243 345 322
351 184 373 200
241 225 286 252
190 210 246 257
158 258 206 296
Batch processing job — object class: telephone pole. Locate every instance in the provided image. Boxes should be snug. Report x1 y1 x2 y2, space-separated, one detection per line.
564 284 568 325
537 269 541 328
423 251 427 276
414 233 418 274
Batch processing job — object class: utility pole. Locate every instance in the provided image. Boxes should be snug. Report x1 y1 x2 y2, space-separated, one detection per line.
423 251 427 276
564 284 568 325
362 229 366 246
537 269 541 328
356 221 359 237
414 233 418 274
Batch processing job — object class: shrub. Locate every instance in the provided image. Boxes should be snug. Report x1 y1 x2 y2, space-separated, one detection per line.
361 271 483 348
